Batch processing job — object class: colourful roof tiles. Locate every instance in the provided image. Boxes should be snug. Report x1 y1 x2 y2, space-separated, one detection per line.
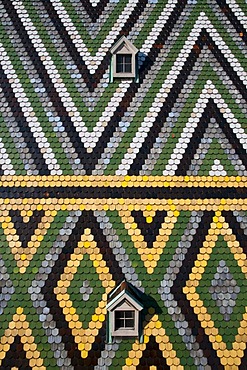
0 0 247 369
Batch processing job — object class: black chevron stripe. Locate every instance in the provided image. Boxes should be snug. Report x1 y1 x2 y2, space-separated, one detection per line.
80 0 109 23
1 0 91 169
171 211 225 370
0 65 49 175
129 29 247 175
175 100 247 175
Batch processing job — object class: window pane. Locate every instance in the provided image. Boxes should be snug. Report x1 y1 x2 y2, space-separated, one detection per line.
115 317 124 329
116 54 132 73
116 55 124 73
125 55 132 64
125 311 134 318
125 318 134 328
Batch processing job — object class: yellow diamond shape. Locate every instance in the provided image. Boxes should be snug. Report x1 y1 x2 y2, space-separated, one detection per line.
54 228 115 359
183 213 247 369
0 307 45 369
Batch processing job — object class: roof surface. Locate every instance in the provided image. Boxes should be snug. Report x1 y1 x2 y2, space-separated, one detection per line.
0 0 246 369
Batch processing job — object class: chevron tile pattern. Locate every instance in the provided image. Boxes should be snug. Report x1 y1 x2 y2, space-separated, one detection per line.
0 0 247 369
0 198 246 369
0 0 245 176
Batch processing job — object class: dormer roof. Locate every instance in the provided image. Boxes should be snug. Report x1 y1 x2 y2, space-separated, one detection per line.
110 36 138 55
106 280 143 312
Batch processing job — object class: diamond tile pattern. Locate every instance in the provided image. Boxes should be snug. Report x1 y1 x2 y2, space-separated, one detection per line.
0 0 246 369
210 260 240 322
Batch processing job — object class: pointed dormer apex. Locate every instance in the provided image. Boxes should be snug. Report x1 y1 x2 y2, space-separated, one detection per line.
110 36 138 56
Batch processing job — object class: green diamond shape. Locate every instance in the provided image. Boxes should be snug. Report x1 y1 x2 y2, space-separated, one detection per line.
197 235 247 349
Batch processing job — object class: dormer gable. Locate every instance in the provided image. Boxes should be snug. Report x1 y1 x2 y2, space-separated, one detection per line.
110 36 138 81
106 280 143 342
110 36 138 55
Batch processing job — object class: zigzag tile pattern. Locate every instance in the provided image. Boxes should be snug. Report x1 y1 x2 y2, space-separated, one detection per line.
0 0 247 369
0 199 246 369
0 0 245 175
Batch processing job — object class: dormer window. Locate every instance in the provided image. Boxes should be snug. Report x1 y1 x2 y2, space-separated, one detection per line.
106 281 143 342
110 36 138 81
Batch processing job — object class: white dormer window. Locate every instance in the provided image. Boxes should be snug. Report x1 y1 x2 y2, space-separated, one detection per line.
106 281 143 342
110 36 138 81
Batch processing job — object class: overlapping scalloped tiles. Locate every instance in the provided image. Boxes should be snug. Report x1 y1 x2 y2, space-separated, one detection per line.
0 0 247 369
0 0 246 176
0 197 247 369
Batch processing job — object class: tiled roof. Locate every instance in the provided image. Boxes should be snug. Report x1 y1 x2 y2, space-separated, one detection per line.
0 0 246 369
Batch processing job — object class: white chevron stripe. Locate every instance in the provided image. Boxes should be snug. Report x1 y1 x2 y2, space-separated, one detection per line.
1 13 84 173
187 119 247 176
164 80 247 175
127 2 157 43
116 12 247 174
140 0 179 55
50 0 140 73
69 0 115 39
226 0 247 29
0 40 61 174
0 137 14 175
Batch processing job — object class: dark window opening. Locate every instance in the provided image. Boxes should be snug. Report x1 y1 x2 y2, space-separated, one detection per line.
116 54 132 73
115 310 135 330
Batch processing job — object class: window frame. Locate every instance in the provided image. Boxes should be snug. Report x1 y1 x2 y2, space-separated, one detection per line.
116 54 133 74
115 309 135 330
111 301 139 337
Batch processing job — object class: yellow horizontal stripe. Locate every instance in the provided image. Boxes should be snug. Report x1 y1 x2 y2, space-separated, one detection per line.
0 175 246 188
